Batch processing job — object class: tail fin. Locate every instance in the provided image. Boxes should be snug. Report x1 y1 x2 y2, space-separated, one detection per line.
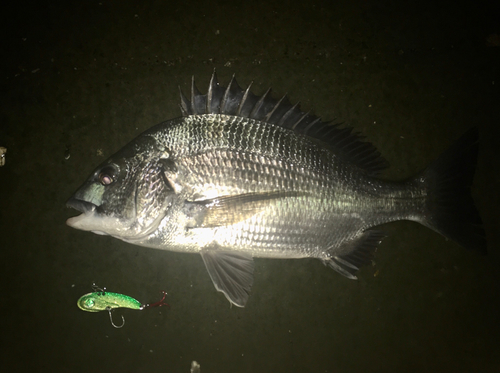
418 128 486 254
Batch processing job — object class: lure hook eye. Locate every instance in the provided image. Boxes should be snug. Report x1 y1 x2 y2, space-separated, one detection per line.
91 283 106 295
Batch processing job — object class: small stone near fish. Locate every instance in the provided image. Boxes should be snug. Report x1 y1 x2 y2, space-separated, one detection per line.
0 147 6 166
64 146 71 160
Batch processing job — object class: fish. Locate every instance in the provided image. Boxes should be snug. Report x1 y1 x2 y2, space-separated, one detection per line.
66 72 486 307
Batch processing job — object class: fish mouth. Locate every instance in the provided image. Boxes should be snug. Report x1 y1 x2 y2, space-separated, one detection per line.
66 197 97 214
66 197 99 229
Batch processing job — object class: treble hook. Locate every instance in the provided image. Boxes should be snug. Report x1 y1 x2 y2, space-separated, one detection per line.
141 291 170 309
106 307 125 328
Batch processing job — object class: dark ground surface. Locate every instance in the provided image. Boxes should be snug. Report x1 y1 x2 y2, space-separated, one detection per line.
1 0 499 372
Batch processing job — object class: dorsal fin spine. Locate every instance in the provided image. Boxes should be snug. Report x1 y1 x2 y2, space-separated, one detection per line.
250 88 271 119
237 82 253 117
190 76 200 114
207 72 217 114
291 111 310 130
220 74 235 114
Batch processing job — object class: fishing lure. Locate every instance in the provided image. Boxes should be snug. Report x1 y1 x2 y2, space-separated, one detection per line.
77 284 169 328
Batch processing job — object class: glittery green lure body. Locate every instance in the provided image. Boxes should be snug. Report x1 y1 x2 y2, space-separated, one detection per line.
78 291 144 312
77 286 168 328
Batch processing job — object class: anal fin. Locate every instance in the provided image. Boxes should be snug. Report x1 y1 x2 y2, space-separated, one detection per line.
323 230 386 279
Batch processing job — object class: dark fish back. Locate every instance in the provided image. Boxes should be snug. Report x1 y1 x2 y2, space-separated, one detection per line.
180 72 388 176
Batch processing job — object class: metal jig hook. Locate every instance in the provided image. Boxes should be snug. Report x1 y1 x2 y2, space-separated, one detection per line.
106 307 125 328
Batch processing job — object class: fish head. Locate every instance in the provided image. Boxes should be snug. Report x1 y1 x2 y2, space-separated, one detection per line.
66 135 179 241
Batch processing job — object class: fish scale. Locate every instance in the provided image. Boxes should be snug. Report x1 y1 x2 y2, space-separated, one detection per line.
67 72 485 307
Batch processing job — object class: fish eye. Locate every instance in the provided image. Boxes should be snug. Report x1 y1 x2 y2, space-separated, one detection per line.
99 172 114 185
98 166 117 186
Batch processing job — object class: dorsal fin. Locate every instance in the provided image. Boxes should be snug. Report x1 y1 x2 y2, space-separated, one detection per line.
179 71 388 175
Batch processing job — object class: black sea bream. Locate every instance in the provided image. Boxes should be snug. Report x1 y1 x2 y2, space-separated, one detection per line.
67 73 486 307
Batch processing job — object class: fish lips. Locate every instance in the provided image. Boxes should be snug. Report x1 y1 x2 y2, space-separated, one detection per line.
66 197 133 237
66 197 102 232
66 197 96 214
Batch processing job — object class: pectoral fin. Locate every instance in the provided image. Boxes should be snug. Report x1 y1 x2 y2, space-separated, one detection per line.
185 191 304 228
200 250 255 307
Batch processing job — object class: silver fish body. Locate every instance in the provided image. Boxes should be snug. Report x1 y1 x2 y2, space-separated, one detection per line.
67 73 486 307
